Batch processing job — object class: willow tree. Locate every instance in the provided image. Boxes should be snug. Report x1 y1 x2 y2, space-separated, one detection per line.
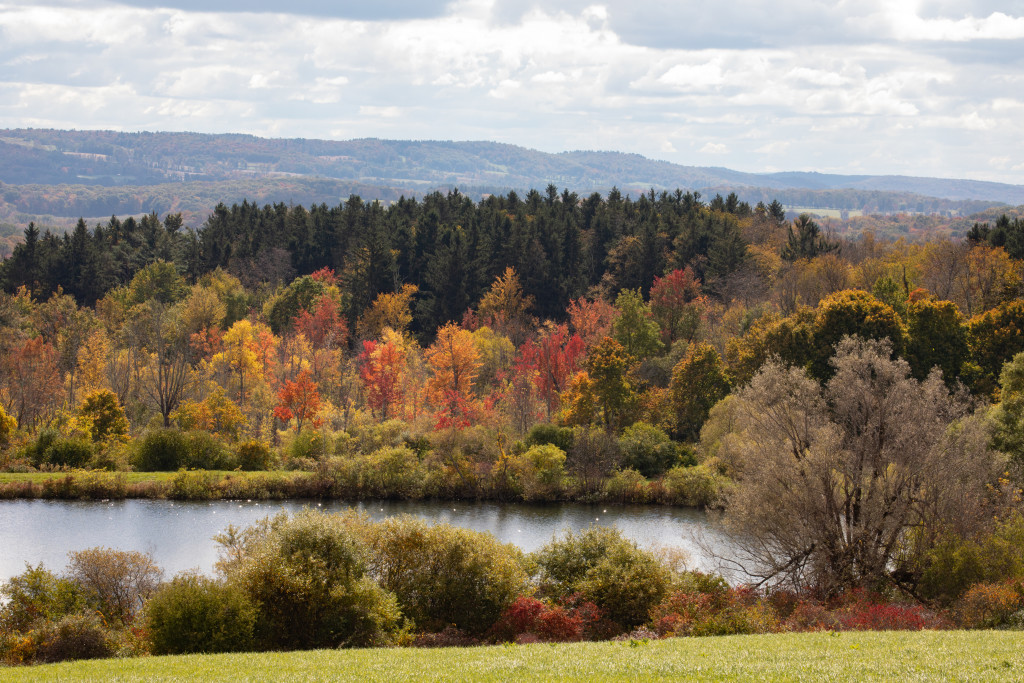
714 336 1000 595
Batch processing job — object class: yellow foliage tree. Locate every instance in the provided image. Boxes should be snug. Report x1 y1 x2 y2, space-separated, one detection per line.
357 284 418 341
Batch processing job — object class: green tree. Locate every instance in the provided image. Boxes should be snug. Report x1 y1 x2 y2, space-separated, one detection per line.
905 296 967 385
582 338 639 432
75 389 129 443
612 289 663 361
366 516 529 635
670 343 731 441
781 213 837 261
990 352 1024 469
966 300 1024 397
810 290 906 380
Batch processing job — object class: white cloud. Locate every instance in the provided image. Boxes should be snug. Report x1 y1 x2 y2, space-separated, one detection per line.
359 105 402 118
0 0 1021 183
700 142 728 154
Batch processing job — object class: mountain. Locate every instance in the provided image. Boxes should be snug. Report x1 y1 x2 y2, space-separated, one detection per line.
0 128 1020 233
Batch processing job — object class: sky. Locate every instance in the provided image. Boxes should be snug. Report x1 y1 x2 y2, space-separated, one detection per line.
1 0 1023 183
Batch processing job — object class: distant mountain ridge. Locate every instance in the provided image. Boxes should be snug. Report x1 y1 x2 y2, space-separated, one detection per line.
1 128 1022 205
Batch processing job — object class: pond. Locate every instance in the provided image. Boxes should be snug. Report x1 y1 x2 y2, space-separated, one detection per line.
0 499 740 583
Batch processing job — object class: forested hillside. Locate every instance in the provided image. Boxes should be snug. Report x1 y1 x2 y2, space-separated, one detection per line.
0 129 1019 237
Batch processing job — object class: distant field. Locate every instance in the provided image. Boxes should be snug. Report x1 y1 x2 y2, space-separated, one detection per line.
0 631 1019 682
785 206 864 219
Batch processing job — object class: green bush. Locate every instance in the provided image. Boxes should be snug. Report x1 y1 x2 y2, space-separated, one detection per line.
352 419 406 454
226 510 403 649
41 438 95 468
363 446 424 498
132 429 188 471
286 429 331 462
169 470 221 500
0 564 88 633
24 428 59 466
235 440 275 471
618 422 681 478
145 573 256 654
661 464 723 507
526 423 575 453
917 514 1024 605
182 430 236 470
367 516 530 634
604 468 649 503
514 444 566 501
532 527 672 629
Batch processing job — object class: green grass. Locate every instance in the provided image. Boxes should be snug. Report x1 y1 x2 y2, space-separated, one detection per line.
0 471 302 485
1 631 1020 682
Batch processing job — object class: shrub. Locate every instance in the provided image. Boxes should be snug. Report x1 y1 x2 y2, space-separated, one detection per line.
411 626 479 648
514 444 566 501
41 438 95 468
618 423 680 478
145 573 256 654
661 464 723 507
235 440 275 471
366 516 530 635
782 590 945 632
169 470 221 500
957 581 1024 629
526 423 575 454
651 587 779 637
132 429 188 471
286 429 331 462
182 430 236 470
66 547 162 625
23 428 59 466
532 527 671 630
226 510 403 649
604 468 649 503
362 446 424 498
487 596 605 643
0 564 88 633
917 514 1024 605
31 612 114 664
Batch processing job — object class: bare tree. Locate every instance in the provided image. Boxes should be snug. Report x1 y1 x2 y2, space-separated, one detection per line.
714 337 1000 595
67 547 162 625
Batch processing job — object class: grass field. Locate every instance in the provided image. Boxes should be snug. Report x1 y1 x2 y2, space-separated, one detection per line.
0 471 303 485
0 631 1019 682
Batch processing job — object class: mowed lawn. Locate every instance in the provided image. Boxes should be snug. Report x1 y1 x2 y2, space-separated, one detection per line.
1 631 1020 682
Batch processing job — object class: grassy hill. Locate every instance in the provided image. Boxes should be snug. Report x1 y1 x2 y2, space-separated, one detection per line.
0 631 1019 682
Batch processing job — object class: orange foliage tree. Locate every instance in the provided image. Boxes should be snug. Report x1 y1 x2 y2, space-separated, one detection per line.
273 369 322 434
425 323 481 427
358 338 407 420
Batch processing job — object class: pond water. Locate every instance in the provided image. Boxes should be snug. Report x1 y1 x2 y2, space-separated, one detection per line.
0 499 739 583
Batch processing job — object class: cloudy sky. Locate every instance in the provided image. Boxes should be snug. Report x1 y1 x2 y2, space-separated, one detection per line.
1 0 1023 183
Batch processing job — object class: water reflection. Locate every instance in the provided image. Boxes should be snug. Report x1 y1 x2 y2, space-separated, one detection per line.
0 499 737 582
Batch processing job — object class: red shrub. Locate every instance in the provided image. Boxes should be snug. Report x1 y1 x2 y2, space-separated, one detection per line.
489 595 606 643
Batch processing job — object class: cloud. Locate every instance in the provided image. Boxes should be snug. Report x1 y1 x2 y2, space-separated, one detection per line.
700 142 728 154
0 0 1021 183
